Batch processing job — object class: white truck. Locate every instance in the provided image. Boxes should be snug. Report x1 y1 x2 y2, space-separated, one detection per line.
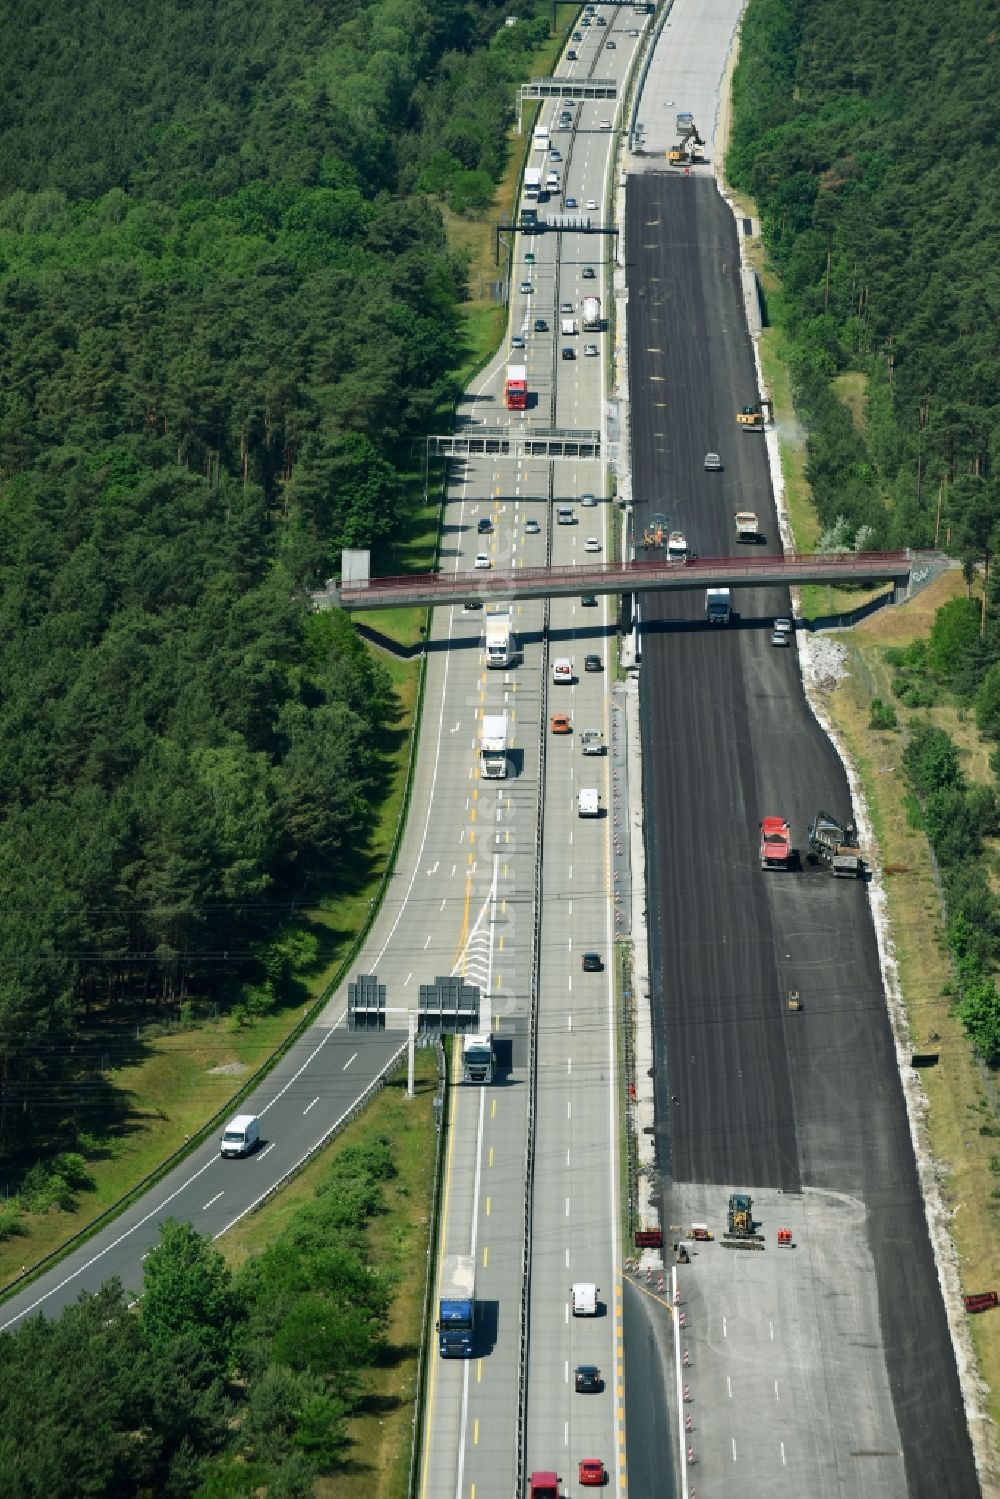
705 587 732 624
485 608 515 669
582 295 601 330
533 125 550 152
667 530 688 560
578 788 600 817
480 713 508 779
523 165 543 202
734 510 761 543
561 317 578 336
552 657 573 684
462 1032 495 1082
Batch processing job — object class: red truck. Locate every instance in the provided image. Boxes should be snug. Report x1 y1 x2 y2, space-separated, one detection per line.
528 1474 560 1499
759 816 792 871
505 364 528 410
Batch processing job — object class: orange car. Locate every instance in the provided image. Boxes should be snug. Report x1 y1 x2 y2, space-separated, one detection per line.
550 713 572 734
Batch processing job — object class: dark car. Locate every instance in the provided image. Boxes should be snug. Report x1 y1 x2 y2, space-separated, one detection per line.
584 653 602 672
575 1364 602 1393
581 593 598 606
567 48 578 59
582 951 602 972
462 599 483 611
534 317 548 332
477 517 492 534
562 346 576 360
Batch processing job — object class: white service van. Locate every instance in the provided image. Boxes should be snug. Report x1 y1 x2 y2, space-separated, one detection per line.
577 788 600 817
552 657 573 685
571 1281 599 1315
220 1114 260 1157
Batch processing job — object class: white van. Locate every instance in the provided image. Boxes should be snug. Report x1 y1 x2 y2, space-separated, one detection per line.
552 657 573 685
546 171 560 191
571 1282 599 1315
221 1113 260 1157
577 788 600 817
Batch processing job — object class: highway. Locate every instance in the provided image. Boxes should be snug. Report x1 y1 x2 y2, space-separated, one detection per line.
623 2 979 1494
413 8 644 1496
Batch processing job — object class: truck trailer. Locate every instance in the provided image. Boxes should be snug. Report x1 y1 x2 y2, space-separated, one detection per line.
484 609 516 669
705 587 731 623
437 1254 476 1358
505 365 528 411
523 166 543 203
582 295 601 330
480 713 508 779
734 511 761 543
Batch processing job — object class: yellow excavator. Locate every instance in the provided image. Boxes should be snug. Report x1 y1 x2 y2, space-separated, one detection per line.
667 123 705 166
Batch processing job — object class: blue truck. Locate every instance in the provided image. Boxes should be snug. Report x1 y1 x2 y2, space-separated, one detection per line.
437 1253 476 1357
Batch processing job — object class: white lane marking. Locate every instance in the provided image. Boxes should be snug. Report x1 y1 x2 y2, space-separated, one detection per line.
566 1148 571 1166
723 1315 727 1338
769 1319 774 1340
424 934 432 948
780 1442 786 1467
564 1421 569 1447
727 1375 733 1399
404 972 413 987
342 1052 358 1071
732 1438 738 1462
203 1192 224 1211
257 1142 275 1161
774 1380 780 1402
565 1360 570 1383
303 1097 319 1115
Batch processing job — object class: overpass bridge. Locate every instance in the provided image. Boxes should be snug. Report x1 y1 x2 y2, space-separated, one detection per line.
319 550 927 613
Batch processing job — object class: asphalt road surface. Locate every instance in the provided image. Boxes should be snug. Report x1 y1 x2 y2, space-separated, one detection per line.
626 170 977 1498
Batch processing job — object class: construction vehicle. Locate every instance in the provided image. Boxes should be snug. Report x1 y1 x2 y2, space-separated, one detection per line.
734 510 761 543
667 530 688 561
760 816 792 870
808 810 864 877
736 402 764 432
722 1192 765 1250
675 110 694 134
668 122 705 166
505 365 528 411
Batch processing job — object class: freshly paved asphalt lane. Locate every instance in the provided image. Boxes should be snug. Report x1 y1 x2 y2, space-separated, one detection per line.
0 1030 404 1328
626 172 976 1497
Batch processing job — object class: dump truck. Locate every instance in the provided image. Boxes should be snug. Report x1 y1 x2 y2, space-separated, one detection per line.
462 1032 494 1083
809 810 864 877
580 729 605 756
480 713 508 779
734 511 761 543
437 1254 476 1357
736 402 764 431
760 816 792 871
582 295 601 330
667 530 688 561
705 587 731 624
485 609 515 669
675 110 694 134
505 365 528 411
